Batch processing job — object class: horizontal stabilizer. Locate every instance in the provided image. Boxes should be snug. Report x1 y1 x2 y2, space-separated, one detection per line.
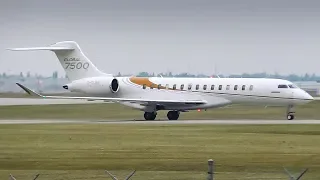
7 47 74 51
8 41 106 80
16 83 207 105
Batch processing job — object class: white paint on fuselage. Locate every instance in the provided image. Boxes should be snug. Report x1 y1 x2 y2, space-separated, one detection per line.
103 77 314 111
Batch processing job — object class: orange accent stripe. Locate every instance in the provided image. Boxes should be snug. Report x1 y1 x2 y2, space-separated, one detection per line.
129 77 169 89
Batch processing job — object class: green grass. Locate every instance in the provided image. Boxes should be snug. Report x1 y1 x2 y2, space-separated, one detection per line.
0 100 319 120
0 124 319 179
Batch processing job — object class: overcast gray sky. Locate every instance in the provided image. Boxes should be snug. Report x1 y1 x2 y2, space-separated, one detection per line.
1 0 320 77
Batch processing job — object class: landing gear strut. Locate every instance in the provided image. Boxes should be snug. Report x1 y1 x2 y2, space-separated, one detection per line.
167 111 180 120
287 105 295 120
144 112 157 120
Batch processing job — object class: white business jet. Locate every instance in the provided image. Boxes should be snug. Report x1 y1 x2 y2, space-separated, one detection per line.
8 41 314 120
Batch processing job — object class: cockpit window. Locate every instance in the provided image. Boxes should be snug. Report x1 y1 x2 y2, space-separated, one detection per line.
278 84 288 88
288 84 298 88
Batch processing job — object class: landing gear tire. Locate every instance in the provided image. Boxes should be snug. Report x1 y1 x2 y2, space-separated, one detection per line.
287 114 295 120
286 105 295 120
167 111 180 120
144 112 157 120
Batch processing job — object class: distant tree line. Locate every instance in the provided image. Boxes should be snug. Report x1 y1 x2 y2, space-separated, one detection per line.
134 72 320 82
0 71 60 79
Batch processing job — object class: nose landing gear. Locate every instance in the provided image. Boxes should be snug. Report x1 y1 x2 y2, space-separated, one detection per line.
287 105 295 120
287 113 295 120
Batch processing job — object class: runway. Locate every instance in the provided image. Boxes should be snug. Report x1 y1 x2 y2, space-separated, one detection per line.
0 119 320 124
1 98 319 125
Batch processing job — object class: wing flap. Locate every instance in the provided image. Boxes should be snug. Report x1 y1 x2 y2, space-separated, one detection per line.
16 83 207 105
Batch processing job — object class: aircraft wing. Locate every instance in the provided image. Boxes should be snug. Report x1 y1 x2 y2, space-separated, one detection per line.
16 83 207 105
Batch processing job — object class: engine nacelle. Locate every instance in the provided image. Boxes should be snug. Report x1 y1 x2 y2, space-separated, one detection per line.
63 76 119 95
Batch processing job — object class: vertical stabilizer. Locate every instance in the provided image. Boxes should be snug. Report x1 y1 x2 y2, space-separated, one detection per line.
8 41 110 81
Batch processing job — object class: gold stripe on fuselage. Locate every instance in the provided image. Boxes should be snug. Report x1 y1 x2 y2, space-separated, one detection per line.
129 77 169 90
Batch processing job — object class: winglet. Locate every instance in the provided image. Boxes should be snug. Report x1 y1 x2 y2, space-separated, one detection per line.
16 83 44 98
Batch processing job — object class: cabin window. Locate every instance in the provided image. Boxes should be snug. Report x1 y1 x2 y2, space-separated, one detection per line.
188 84 192 90
219 85 222 90
180 84 184 90
211 85 215 90
242 85 246 90
173 84 177 90
203 85 207 90
234 85 238 90
158 84 161 89
143 84 146 89
196 84 199 90
278 84 288 88
226 85 230 90
249 85 253 91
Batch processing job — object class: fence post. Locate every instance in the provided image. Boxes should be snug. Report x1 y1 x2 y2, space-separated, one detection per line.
284 168 308 180
105 170 136 180
9 174 39 180
207 159 214 180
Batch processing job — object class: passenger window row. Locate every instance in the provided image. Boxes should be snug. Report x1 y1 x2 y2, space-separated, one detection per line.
142 84 254 91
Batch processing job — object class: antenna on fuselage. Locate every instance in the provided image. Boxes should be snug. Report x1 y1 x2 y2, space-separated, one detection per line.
213 63 220 78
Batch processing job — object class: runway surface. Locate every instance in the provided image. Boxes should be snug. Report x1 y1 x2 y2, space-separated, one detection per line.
0 119 320 124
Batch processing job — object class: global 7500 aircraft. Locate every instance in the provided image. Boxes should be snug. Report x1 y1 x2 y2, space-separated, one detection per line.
8 41 314 120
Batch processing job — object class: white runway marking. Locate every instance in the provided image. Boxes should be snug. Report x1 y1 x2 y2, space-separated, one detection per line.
0 119 320 125
97 120 320 125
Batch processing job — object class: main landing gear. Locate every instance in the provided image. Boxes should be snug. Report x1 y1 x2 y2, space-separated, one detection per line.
167 111 180 120
144 112 157 120
143 111 180 120
287 105 295 120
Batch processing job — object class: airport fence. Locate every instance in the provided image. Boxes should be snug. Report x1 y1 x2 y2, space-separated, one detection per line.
8 159 309 180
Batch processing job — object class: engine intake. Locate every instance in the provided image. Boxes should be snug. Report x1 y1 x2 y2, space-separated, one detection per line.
110 78 119 93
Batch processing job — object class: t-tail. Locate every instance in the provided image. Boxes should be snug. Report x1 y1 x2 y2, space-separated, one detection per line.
7 41 111 81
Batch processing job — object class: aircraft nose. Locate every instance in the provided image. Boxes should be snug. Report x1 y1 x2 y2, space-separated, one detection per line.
300 90 314 101
305 93 314 101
